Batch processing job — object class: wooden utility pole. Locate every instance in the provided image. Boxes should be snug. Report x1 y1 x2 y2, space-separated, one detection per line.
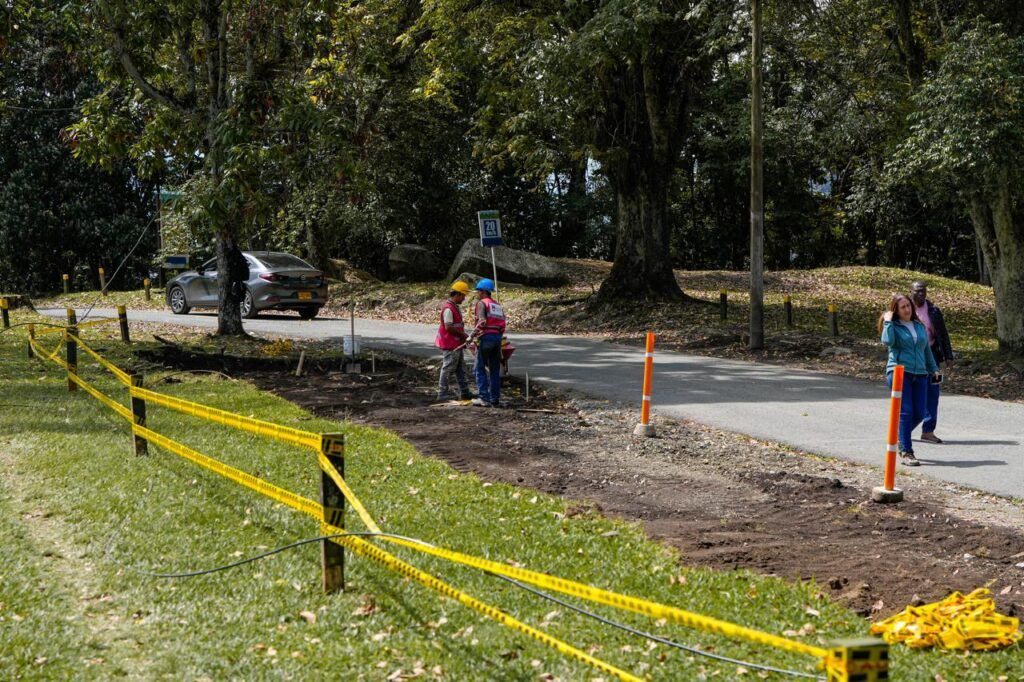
749 0 765 350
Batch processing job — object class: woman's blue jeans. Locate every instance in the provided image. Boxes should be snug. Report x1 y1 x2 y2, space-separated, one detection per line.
888 372 928 453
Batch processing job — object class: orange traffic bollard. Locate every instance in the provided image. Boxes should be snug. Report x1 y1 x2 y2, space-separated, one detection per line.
872 364 905 503
634 332 656 437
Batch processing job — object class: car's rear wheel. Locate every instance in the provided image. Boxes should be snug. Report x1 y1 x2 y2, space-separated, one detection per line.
241 289 258 319
298 308 320 321
168 286 190 315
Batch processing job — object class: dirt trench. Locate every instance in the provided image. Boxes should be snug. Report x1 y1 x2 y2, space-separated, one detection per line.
143 346 1024 619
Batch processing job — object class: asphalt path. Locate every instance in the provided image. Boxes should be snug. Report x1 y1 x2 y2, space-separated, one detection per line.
42 307 1024 499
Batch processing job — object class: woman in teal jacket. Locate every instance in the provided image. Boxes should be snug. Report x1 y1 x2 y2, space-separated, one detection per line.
879 294 941 466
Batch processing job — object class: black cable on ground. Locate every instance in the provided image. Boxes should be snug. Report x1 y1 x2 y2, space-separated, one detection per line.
110 531 427 579
79 214 158 323
490 574 825 680
116 524 823 679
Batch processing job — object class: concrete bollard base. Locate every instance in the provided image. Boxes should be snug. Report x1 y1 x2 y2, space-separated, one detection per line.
633 423 656 438
871 486 904 504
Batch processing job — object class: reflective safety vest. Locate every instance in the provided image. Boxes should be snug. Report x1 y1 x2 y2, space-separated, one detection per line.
435 300 465 350
476 296 506 337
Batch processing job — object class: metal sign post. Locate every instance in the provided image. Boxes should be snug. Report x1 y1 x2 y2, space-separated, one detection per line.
477 210 502 296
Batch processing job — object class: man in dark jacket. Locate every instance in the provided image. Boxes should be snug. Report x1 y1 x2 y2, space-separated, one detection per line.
910 281 954 443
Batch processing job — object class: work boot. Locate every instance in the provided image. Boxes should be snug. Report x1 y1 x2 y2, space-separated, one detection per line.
899 450 920 467
920 432 943 444
460 390 475 400
437 392 456 401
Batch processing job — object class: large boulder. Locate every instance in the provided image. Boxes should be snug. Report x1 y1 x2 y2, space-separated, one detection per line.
446 239 567 287
389 244 444 282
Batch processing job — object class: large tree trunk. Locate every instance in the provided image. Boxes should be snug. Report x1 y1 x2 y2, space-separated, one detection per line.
598 166 683 301
215 226 246 336
968 179 1024 356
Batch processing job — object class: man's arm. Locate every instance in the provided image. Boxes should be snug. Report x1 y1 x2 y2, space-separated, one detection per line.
932 304 954 362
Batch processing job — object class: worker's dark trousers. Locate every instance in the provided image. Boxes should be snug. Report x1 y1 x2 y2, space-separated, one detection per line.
475 334 503 405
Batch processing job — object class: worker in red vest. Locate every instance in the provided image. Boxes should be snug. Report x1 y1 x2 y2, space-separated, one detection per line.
435 281 474 401
470 278 506 407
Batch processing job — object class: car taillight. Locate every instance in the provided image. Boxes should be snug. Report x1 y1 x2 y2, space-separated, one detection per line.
259 273 283 282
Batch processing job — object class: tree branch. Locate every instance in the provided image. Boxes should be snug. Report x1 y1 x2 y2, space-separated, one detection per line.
98 0 192 114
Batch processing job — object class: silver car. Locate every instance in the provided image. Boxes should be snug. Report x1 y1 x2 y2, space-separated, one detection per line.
166 251 328 320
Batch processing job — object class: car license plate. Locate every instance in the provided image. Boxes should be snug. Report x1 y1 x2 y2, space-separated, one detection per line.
298 291 312 301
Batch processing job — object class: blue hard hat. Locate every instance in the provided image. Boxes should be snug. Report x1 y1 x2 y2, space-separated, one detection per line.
475 278 495 292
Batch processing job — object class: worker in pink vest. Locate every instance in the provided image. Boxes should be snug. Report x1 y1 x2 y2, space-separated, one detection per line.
470 278 506 407
435 281 474 401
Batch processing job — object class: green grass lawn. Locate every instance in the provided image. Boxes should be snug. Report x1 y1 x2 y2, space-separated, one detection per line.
1 317 1020 680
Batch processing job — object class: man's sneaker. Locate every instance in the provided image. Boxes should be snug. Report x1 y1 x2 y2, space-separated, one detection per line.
921 432 943 444
471 398 492 407
900 451 921 467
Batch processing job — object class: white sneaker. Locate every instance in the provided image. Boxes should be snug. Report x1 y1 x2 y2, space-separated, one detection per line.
471 398 490 407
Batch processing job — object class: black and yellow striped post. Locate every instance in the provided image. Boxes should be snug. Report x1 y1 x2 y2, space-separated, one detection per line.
320 433 346 593
719 289 728 321
117 305 131 344
144 278 152 301
784 295 794 327
27 323 35 359
828 303 839 337
824 637 889 682
62 273 70 295
98 267 107 296
0 297 9 329
130 374 148 456
66 308 77 392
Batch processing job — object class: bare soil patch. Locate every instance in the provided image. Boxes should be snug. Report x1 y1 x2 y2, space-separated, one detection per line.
141 346 1024 621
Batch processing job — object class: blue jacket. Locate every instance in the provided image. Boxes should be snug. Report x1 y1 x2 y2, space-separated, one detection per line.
881 320 939 376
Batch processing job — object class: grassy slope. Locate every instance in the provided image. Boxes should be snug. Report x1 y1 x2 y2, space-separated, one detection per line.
1 318 1020 680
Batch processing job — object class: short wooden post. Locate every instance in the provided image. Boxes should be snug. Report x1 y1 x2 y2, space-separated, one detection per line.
62 273 70 295
117 305 130 344
66 308 77 392
27 323 35 359
719 289 728 321
320 433 346 593
130 374 148 456
98 267 107 296
828 303 839 337
784 295 794 327
0 297 9 329
143 278 152 301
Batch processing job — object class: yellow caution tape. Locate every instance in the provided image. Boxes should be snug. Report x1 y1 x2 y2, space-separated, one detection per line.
35 317 118 335
332 531 641 682
31 336 68 369
131 423 638 681
316 451 382 534
131 385 322 451
68 334 132 385
378 536 828 659
131 422 323 519
68 371 133 422
871 588 1022 650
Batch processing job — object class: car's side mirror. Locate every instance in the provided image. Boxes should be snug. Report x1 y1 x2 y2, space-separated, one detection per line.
195 266 205 275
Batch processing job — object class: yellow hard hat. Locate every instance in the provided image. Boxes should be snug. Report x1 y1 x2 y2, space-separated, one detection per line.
450 281 471 295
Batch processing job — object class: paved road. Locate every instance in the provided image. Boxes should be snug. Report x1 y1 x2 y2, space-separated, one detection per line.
43 308 1024 499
